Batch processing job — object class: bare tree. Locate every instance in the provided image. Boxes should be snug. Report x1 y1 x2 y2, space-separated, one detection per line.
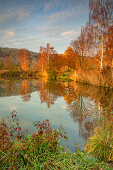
71 23 95 67
89 0 113 69
71 24 95 57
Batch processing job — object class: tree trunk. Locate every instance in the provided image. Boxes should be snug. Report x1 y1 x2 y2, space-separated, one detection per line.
100 38 104 70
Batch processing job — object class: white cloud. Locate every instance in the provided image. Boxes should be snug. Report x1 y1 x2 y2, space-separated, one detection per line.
5 31 15 36
61 30 77 37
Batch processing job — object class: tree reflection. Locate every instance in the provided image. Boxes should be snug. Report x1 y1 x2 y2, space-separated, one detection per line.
37 80 58 108
21 80 31 102
0 80 16 96
66 95 94 140
0 79 113 141
67 96 87 122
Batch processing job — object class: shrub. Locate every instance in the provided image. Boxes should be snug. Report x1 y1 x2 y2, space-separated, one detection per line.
0 111 67 169
85 112 113 162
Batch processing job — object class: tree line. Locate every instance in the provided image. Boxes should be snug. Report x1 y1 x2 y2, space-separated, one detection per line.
0 0 113 76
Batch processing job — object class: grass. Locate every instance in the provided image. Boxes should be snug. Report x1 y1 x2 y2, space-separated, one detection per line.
0 111 113 169
85 108 113 163
1 145 112 169
85 120 113 162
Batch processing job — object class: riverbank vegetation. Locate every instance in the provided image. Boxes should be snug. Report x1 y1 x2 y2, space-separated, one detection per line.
0 110 112 169
85 107 113 163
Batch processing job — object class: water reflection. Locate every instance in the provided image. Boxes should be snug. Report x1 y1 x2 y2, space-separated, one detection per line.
37 81 58 107
21 80 31 102
0 78 113 150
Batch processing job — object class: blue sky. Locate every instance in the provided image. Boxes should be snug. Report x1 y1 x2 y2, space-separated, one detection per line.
0 0 89 53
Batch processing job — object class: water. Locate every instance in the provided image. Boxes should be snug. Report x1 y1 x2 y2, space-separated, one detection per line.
0 79 113 152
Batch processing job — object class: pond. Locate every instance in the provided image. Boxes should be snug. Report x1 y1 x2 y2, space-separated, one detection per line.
0 79 113 152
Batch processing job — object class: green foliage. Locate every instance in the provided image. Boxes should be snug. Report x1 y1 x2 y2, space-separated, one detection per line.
1 141 111 169
57 71 73 82
43 151 111 170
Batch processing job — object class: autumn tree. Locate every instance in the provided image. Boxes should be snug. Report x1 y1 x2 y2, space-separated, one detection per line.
45 43 56 71
31 60 37 71
37 43 56 72
3 56 15 70
37 46 47 71
37 43 57 79
19 49 30 71
105 25 113 58
64 46 76 71
55 54 65 71
89 0 113 69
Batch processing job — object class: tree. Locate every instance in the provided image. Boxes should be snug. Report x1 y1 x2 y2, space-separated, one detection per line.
31 60 37 71
105 25 113 58
64 46 75 71
37 43 56 72
37 46 47 71
71 24 95 57
19 49 30 71
71 23 95 68
89 0 113 69
56 54 65 71
3 56 14 70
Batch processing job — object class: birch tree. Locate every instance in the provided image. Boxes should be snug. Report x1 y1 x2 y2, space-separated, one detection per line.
89 0 113 69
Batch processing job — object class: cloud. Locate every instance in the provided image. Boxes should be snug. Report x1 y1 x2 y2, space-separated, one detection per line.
5 31 15 36
39 3 88 24
61 30 73 36
0 8 30 22
61 30 77 37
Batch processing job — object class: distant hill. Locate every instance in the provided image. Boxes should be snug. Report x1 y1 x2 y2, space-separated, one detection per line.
0 47 39 64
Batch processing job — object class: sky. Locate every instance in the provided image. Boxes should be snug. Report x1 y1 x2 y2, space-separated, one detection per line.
0 0 89 53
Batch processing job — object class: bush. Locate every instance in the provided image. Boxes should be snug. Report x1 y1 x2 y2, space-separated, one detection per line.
0 111 67 169
85 112 113 162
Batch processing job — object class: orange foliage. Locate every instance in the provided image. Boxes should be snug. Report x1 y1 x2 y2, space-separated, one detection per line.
19 49 30 71
37 43 56 72
105 25 113 58
21 80 31 101
64 46 76 71
3 56 14 70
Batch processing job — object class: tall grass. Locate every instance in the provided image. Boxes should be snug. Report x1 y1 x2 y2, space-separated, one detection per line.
85 109 113 162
